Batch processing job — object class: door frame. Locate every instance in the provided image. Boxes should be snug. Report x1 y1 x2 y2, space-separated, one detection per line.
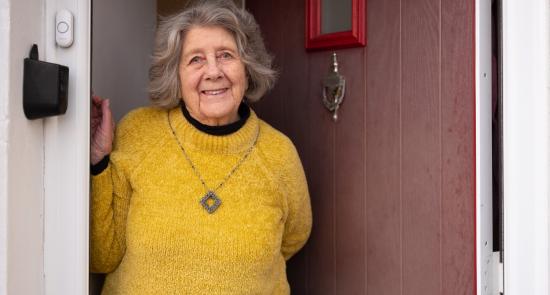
43 0 90 294
475 0 494 293
502 0 550 293
36 0 550 294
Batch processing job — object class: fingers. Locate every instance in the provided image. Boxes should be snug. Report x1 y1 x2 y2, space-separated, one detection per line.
101 99 115 135
92 95 110 109
90 94 115 164
91 97 103 119
91 94 101 104
91 95 109 116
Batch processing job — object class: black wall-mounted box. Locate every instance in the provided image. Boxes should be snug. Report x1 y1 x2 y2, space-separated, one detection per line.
23 44 69 119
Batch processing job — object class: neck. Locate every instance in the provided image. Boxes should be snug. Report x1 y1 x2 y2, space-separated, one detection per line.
180 102 250 136
169 105 258 154
186 107 240 126
185 108 239 126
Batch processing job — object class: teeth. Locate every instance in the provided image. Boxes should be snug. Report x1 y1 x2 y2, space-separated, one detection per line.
203 89 226 95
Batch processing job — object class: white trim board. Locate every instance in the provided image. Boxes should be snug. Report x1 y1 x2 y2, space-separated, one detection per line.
502 0 550 293
43 0 90 294
475 0 494 294
3 0 46 293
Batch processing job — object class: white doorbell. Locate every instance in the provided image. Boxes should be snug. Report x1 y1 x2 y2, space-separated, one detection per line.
55 9 73 47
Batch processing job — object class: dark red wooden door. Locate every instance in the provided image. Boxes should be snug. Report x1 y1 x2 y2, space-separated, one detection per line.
247 1 475 294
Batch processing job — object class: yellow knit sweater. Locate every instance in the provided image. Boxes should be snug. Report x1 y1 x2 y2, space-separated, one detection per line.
90 106 312 295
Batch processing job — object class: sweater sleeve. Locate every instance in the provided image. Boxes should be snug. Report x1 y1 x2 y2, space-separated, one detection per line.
90 118 135 273
280 144 312 261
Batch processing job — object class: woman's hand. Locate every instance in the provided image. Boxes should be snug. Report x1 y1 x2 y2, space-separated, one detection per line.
91 95 115 165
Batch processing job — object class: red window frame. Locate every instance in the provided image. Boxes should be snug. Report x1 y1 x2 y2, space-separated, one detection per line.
305 0 366 51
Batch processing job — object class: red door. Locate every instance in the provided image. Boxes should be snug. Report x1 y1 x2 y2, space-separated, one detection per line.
247 0 476 294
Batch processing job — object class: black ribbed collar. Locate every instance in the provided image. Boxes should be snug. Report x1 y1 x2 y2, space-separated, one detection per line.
180 102 250 136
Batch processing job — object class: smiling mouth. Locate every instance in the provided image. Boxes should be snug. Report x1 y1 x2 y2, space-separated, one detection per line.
201 88 228 95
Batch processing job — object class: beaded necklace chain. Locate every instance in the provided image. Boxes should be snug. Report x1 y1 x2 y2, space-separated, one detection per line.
167 111 259 214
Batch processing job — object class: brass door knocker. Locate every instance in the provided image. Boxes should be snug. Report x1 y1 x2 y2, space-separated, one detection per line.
322 52 345 122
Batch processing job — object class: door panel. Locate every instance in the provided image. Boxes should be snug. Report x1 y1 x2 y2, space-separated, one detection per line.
401 0 441 293
332 48 367 294
443 0 478 293
247 0 475 294
365 0 402 293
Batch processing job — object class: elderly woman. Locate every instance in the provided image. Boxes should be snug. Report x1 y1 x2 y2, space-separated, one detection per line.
89 0 312 294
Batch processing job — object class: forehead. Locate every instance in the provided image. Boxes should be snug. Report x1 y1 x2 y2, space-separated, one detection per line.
181 26 238 53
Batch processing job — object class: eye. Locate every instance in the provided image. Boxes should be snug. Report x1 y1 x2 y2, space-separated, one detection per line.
218 52 234 60
189 56 203 64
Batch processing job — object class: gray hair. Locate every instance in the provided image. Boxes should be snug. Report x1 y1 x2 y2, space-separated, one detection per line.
149 0 277 109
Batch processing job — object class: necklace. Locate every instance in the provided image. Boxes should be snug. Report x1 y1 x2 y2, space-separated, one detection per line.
167 111 259 214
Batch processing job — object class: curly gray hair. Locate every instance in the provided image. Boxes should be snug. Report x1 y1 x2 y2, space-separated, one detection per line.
149 0 277 109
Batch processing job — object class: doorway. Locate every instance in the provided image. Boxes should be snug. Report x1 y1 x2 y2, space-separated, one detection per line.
89 0 478 294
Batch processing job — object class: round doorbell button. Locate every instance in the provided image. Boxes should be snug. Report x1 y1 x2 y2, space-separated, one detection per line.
57 22 69 34
55 10 73 48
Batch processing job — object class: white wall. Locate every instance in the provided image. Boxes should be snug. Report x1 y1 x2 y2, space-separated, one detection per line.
92 0 156 121
0 0 45 293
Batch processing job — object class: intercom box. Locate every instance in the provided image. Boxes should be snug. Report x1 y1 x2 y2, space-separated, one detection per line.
23 57 69 119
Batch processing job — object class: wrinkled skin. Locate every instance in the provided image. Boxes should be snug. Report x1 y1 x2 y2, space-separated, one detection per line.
90 95 114 165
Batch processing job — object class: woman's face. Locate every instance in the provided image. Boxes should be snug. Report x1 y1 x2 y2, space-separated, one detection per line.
179 26 247 126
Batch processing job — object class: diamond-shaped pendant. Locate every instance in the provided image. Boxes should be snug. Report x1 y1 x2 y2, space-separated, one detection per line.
200 191 221 214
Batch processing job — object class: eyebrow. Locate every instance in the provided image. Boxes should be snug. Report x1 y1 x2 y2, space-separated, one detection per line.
182 46 239 60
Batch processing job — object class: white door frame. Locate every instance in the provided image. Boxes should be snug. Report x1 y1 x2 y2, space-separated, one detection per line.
475 0 494 294
502 0 550 294
1 0 47 293
35 0 550 294
43 0 90 294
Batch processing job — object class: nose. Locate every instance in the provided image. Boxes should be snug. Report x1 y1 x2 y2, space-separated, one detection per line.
204 57 223 80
